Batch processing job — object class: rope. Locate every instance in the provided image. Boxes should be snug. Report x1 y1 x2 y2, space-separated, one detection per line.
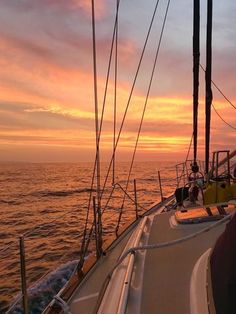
126 213 233 254
100 0 162 199
212 103 236 130
116 0 171 233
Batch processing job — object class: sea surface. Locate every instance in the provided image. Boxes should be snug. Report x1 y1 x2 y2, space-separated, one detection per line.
0 161 178 313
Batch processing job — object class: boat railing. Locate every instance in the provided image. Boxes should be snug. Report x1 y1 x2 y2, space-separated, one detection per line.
78 162 199 276
3 161 206 313
3 167 176 313
8 155 236 313
3 200 90 314
175 159 205 188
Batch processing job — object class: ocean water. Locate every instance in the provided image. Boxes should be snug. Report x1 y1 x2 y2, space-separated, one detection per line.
0 161 177 313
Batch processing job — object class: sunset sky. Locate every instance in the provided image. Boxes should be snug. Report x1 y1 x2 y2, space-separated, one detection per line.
0 0 235 162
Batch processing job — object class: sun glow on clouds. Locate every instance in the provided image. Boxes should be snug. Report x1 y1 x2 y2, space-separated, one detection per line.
0 0 235 162
24 105 94 120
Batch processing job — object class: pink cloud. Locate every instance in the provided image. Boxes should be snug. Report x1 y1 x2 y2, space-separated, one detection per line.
35 0 108 19
73 0 107 19
0 34 53 61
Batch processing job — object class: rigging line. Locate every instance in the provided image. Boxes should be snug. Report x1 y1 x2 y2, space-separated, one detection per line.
185 132 194 163
101 182 147 216
80 184 147 264
99 0 121 137
116 0 172 230
100 0 162 199
82 0 121 216
113 0 119 185
200 64 236 110
81 180 148 265
212 103 236 130
91 0 100 199
79 0 121 261
177 132 193 187
91 0 102 255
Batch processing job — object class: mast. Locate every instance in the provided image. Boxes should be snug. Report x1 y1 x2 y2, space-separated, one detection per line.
205 0 213 174
192 0 200 172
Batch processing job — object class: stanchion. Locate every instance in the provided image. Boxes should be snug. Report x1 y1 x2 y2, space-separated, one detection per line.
133 179 139 219
93 196 99 258
158 171 164 202
19 236 29 314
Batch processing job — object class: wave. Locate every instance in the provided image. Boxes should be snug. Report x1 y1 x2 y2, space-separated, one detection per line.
0 199 21 205
138 177 156 182
31 188 96 198
8 260 78 314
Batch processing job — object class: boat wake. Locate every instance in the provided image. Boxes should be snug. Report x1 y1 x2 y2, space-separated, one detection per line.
9 260 78 314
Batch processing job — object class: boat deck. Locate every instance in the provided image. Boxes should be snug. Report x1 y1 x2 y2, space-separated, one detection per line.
69 229 134 313
55 205 232 314
140 211 225 314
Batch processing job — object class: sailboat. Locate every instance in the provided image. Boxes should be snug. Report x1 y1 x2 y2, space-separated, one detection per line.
13 0 236 313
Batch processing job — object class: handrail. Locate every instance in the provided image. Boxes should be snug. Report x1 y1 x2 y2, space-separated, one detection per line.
96 217 148 314
116 217 147 314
